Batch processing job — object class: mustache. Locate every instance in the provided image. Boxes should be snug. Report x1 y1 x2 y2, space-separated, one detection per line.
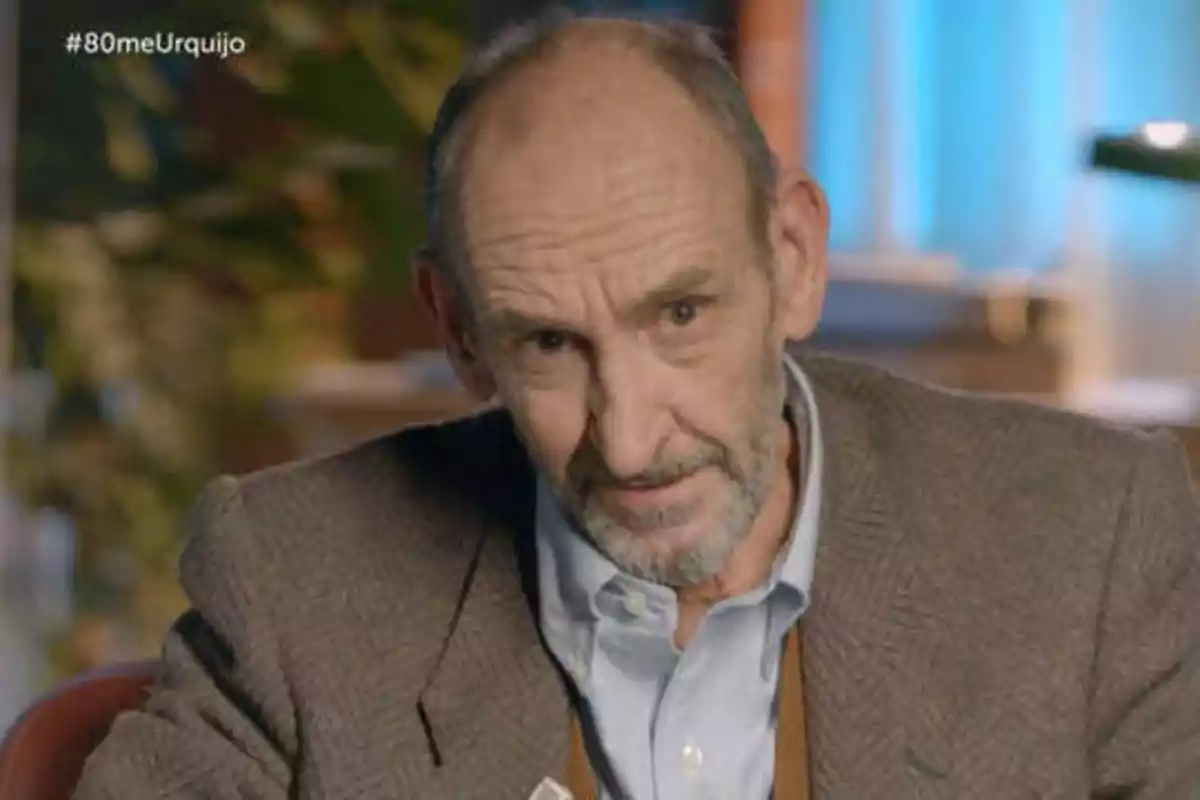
566 442 727 496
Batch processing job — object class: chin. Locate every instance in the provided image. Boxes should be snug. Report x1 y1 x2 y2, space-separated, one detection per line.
638 516 711 554
603 512 740 586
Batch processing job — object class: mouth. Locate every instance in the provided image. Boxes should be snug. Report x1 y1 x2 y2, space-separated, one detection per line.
600 470 705 516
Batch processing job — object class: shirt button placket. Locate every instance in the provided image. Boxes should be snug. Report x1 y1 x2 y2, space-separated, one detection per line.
654 681 706 797
622 589 647 618
680 742 704 777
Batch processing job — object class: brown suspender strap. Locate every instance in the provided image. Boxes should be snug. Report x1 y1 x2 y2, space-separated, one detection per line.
566 714 598 800
565 624 810 799
773 624 811 800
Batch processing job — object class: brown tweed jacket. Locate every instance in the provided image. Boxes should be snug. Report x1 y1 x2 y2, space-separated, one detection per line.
75 354 1200 799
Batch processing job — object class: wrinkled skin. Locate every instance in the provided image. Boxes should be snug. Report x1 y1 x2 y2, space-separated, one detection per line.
417 29 828 604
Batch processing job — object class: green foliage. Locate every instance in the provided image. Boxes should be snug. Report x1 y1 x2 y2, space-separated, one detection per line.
11 0 468 668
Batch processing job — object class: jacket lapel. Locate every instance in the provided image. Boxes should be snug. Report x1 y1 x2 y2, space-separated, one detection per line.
415 412 575 798
800 354 955 796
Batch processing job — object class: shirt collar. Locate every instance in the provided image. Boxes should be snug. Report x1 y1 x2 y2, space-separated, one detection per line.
774 353 823 600
536 472 619 618
536 352 823 617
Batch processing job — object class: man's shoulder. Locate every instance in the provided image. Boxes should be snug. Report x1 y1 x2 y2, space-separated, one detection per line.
236 407 528 509
798 350 1158 485
187 408 533 576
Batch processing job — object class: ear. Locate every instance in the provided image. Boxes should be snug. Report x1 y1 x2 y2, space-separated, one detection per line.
770 171 829 341
412 251 498 400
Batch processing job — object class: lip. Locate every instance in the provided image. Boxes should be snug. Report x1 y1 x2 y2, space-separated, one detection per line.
603 471 703 513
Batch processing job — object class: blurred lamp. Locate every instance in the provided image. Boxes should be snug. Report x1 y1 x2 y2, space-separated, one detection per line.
1089 121 1200 183
1139 121 1190 149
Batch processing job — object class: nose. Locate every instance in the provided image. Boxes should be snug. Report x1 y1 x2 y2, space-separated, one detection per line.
587 348 671 481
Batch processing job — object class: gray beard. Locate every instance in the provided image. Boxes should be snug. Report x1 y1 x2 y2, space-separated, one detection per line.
574 360 788 587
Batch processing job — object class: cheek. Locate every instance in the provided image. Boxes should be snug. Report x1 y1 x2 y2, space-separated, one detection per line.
501 379 590 482
668 316 777 441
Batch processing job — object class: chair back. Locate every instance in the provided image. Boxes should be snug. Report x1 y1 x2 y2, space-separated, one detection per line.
0 660 158 800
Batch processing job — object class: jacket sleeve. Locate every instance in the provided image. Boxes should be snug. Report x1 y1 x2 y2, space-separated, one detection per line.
1089 431 1200 798
74 476 295 799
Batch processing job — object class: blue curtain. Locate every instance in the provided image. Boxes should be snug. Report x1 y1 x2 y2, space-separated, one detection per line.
810 0 1200 274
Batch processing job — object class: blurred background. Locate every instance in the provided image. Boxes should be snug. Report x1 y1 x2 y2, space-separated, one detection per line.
0 0 1197 732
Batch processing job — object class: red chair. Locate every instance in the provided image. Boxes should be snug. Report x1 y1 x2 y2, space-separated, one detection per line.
0 661 158 799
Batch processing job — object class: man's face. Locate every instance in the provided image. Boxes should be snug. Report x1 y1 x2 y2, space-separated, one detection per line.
427 51 824 586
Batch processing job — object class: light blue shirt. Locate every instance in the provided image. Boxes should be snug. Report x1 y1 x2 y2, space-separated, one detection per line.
535 355 823 800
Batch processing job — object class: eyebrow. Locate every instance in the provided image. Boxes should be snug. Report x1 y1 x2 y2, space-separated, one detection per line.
480 306 574 341
479 265 719 340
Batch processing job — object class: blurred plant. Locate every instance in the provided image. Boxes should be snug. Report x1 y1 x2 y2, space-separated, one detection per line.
11 0 468 672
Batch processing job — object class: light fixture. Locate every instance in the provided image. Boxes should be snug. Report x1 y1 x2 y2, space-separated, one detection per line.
1137 121 1190 149
1090 123 1200 184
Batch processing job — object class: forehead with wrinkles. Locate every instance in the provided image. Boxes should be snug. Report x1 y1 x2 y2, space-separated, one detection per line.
456 32 753 288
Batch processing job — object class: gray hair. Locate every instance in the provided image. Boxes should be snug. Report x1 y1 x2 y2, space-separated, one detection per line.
420 7 779 284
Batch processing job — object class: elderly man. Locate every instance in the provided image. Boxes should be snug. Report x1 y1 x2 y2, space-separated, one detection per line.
77 12 1200 800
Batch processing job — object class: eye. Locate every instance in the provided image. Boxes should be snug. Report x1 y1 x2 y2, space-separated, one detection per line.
528 329 569 353
664 298 703 327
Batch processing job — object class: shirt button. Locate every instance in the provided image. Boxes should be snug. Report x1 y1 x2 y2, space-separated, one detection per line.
567 653 588 683
680 743 704 776
622 590 647 617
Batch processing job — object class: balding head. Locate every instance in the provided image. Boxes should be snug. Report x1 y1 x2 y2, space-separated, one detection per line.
421 11 779 284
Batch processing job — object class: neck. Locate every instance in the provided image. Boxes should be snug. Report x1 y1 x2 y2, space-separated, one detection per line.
673 412 801 647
